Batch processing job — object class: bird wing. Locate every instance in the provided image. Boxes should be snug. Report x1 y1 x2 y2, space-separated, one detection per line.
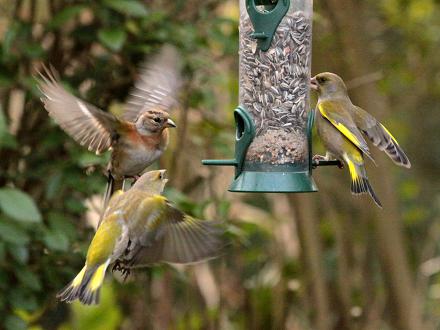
318 100 374 161
352 106 411 168
125 201 224 267
123 45 182 122
38 66 120 155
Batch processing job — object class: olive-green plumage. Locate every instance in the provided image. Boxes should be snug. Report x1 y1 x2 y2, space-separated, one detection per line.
311 72 411 207
57 170 224 305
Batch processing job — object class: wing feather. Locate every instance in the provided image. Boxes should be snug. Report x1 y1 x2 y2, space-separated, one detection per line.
318 101 374 162
123 45 182 121
38 65 119 154
352 106 411 168
125 203 224 267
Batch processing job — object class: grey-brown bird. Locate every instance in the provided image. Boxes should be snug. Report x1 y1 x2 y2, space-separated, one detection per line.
38 46 182 209
311 72 411 207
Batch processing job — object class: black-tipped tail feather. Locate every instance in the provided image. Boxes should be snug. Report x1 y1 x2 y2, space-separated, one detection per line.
346 157 382 208
350 173 382 208
57 261 109 305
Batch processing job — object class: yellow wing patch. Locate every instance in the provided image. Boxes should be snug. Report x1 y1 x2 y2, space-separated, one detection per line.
319 103 363 150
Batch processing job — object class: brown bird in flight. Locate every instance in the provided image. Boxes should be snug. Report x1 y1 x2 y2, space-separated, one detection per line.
38 45 182 210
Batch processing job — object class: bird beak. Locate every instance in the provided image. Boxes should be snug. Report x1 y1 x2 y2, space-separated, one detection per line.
165 118 177 128
310 76 319 91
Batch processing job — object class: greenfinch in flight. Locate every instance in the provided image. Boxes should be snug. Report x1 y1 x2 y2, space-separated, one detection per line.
57 170 224 305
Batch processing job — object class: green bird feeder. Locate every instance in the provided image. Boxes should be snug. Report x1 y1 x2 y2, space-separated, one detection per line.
203 0 318 193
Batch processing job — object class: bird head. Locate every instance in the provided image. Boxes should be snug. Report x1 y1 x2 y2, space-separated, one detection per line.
310 72 348 99
132 169 168 193
135 110 176 135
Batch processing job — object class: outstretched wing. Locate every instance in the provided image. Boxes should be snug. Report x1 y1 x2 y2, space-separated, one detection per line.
38 66 119 155
125 202 224 267
123 45 182 122
318 100 374 161
352 106 411 168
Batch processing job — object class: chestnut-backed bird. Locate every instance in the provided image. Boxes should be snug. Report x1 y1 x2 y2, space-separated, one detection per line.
38 46 181 209
311 72 411 207
57 170 224 305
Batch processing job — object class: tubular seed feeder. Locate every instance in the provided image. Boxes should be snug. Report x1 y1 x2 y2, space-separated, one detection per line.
203 0 334 192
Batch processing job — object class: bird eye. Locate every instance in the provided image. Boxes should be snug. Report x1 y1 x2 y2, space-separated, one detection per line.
153 117 161 123
317 77 326 84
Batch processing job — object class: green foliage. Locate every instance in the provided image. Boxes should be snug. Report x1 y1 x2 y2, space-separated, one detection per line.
0 188 42 223
97 28 127 51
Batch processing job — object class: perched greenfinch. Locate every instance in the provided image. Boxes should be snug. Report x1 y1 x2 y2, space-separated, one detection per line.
38 45 181 209
310 72 411 207
57 170 224 305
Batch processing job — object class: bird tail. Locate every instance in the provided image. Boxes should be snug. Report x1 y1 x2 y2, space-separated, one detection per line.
364 123 411 168
56 260 110 305
344 154 382 208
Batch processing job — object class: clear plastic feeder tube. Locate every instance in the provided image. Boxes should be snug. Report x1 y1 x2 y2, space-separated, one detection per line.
239 0 313 169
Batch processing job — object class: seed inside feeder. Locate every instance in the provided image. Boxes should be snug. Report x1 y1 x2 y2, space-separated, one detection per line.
239 10 312 165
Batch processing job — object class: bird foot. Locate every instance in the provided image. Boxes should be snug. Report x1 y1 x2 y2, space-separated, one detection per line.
312 154 327 162
312 154 326 168
337 161 344 169
112 261 131 281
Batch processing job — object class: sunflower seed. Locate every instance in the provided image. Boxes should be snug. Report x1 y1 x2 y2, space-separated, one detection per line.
239 10 312 165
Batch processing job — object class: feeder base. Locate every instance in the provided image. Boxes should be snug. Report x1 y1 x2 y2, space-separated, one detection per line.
229 170 318 193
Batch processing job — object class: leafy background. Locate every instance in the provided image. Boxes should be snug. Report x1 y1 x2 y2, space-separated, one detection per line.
0 0 439 329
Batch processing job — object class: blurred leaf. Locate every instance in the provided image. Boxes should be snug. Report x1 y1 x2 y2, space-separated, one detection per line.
104 0 148 17
98 28 127 51
4 315 26 330
77 152 108 167
16 269 42 291
0 241 5 262
10 288 38 311
0 188 42 223
0 106 17 149
0 221 29 245
43 230 69 252
48 5 86 29
8 244 29 264
47 212 77 241
72 284 122 329
22 44 45 59
45 173 63 200
2 22 19 57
